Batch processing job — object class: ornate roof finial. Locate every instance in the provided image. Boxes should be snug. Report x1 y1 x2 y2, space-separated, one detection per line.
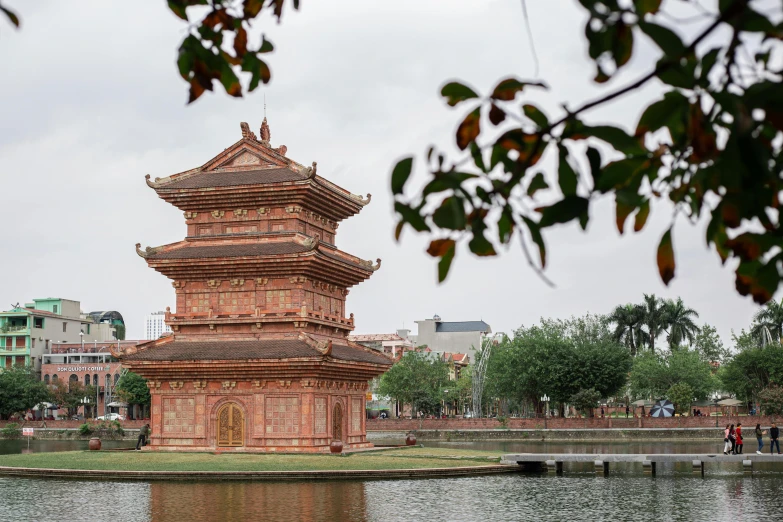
240 122 257 140
260 117 271 144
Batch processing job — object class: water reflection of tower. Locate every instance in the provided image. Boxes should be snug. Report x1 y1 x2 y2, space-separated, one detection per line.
149 481 367 522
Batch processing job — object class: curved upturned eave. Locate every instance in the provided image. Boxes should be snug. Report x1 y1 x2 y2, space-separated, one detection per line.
144 250 377 288
152 179 367 222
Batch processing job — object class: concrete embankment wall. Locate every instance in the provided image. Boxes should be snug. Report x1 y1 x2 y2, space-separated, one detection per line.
368 428 726 442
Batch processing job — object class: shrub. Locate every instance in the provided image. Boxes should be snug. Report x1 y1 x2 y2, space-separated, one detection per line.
78 423 93 436
570 388 601 417
1 423 21 439
760 385 783 416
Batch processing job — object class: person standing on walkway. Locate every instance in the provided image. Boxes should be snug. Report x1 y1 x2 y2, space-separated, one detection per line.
755 424 766 454
136 423 150 450
729 424 737 454
735 423 744 454
771 423 780 455
625 406 629 419
724 424 732 455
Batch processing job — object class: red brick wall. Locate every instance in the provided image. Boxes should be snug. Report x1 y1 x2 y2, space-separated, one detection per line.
366 416 780 431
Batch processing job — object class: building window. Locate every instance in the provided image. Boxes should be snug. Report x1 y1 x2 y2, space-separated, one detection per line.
62 322 67 333
34 317 44 329
114 374 120 385
93 374 98 386
53 305 58 314
84 374 90 386
52 374 58 382
44 375 50 384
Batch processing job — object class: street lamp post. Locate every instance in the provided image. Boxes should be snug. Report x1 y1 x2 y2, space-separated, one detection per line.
712 392 720 428
541 394 550 430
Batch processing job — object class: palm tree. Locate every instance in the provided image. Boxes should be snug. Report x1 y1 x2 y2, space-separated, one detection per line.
640 294 668 352
607 304 648 356
664 297 700 348
752 297 783 345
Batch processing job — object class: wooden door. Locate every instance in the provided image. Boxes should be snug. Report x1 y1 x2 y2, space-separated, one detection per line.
217 403 244 447
332 402 343 441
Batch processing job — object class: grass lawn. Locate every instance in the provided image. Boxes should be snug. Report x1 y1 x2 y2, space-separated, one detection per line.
0 447 504 472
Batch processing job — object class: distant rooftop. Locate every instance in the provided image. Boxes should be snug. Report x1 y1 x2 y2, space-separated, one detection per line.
435 320 491 333
348 334 407 342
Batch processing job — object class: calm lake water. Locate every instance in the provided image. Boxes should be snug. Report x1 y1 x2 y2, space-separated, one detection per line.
2 439 783 522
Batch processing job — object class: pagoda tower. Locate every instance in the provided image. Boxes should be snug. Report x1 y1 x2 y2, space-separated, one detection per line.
114 120 392 452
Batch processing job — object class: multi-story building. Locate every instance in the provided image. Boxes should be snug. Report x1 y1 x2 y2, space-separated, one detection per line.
411 315 492 356
41 340 140 419
0 298 120 371
348 330 415 356
144 311 171 340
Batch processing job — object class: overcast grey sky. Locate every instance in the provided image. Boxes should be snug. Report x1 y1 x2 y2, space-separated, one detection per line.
0 0 775 343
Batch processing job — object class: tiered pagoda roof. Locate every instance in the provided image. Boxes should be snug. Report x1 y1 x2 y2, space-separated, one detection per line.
114 119 392 375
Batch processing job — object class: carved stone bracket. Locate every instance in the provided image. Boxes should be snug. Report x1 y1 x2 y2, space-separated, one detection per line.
233 209 248 217
193 381 207 390
222 381 236 389
172 281 184 289
285 205 302 214
252 380 266 389
255 322 263 330
147 381 162 390
171 325 180 332
211 210 225 218
230 279 245 287
289 276 307 284
209 324 216 330
278 380 292 389
168 381 184 390
255 278 268 286
301 379 315 388
257 207 270 215
207 280 220 288
183 211 199 220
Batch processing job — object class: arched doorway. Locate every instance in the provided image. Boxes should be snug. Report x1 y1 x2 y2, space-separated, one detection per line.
216 403 244 447
332 402 343 442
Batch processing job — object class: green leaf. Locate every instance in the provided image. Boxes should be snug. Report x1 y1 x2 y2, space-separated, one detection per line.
586 146 602 189
657 228 675 285
456 108 481 150
523 104 549 128
391 157 414 195
469 142 487 173
557 144 578 196
491 77 546 101
636 90 689 136
638 21 685 56
441 82 479 107
612 21 634 67
468 232 497 256
437 242 456 283
595 157 648 193
634 0 662 14
0 5 20 26
427 238 456 257
522 216 546 267
526 172 548 197
498 207 514 244
634 199 650 232
394 202 430 233
538 196 589 229
615 193 635 234
586 125 646 155
699 47 721 82
656 56 696 89
432 197 467 230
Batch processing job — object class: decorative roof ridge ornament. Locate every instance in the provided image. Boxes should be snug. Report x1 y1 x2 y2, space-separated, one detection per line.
240 122 257 140
145 174 162 189
259 117 271 145
349 193 372 206
303 161 317 179
301 236 320 250
135 243 163 259
298 332 333 356
360 258 382 271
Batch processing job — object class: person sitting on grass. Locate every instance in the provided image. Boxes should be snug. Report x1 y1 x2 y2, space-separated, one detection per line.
136 423 150 451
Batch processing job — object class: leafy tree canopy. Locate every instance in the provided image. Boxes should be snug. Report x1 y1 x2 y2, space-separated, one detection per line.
629 349 716 400
569 388 601 417
693 324 731 364
116 372 152 406
759 384 783 415
719 344 783 402
486 315 632 408
666 381 694 414
378 350 449 416
0 367 50 419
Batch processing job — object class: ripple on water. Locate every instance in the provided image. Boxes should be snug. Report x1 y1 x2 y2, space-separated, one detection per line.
2 472 783 522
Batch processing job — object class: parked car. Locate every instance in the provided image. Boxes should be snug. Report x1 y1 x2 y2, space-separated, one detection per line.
97 413 125 421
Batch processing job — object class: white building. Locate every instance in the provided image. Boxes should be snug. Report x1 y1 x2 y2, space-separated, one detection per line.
145 311 171 340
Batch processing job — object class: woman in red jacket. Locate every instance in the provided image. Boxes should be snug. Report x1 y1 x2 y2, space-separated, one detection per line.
736 423 744 455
